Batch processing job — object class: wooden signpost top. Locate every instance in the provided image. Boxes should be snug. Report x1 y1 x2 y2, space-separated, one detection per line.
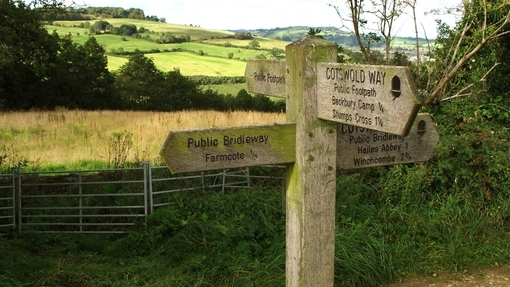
317 63 421 136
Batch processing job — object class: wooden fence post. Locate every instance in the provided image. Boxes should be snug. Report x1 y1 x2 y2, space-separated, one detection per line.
285 36 338 287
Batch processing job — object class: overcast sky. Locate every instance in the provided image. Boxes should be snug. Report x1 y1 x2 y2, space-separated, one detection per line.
74 0 462 38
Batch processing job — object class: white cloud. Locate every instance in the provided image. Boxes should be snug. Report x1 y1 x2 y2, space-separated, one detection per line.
71 0 461 38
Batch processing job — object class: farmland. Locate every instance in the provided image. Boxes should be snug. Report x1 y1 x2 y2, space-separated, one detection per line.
0 110 286 170
0 12 506 287
47 19 288 76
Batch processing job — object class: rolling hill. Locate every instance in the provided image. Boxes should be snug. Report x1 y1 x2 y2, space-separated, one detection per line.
48 19 288 76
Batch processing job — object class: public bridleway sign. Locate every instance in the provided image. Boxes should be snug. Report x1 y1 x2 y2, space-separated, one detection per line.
337 113 439 169
160 123 295 173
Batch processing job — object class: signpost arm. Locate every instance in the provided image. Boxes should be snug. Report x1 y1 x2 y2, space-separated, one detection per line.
285 36 338 287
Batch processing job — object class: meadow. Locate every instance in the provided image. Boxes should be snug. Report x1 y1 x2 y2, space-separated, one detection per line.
0 17 505 287
146 52 247 76
51 19 234 40
0 110 286 170
47 19 288 75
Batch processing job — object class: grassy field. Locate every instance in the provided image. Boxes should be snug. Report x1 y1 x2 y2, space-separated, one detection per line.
48 19 289 76
52 19 234 40
0 110 286 170
146 52 247 76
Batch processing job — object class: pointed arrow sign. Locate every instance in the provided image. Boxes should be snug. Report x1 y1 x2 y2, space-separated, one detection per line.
336 113 439 169
245 59 286 97
317 63 422 136
160 123 295 173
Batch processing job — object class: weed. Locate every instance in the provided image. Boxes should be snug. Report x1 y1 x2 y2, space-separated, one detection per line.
107 131 133 168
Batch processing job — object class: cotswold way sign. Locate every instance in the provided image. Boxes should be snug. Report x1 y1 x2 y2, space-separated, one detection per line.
317 63 421 136
161 36 435 287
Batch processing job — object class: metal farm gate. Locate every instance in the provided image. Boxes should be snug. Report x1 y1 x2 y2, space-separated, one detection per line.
0 171 15 234
0 163 284 235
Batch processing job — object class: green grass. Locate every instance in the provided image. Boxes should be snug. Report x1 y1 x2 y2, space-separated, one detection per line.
52 19 234 40
200 83 286 104
46 25 88 37
205 36 288 51
46 21 286 76
165 42 270 60
1 162 508 286
106 55 129 71
147 52 247 76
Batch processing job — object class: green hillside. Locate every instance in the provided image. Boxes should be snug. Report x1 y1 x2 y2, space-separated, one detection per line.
49 18 429 77
251 26 430 50
48 19 289 77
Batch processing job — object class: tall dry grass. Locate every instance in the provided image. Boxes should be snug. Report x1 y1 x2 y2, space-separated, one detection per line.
0 110 286 168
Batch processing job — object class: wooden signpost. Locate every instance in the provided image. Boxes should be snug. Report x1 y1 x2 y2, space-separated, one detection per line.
161 36 439 287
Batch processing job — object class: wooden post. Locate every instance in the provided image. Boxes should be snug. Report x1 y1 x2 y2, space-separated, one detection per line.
285 36 338 287
163 35 428 287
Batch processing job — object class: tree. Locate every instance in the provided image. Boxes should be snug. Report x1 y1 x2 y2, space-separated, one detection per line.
119 24 137 36
114 54 202 111
233 89 254 110
270 48 285 59
0 0 62 109
77 36 116 109
234 32 253 39
403 0 420 67
114 53 165 110
424 0 510 105
249 39 260 49
162 70 201 111
390 50 410 66
371 0 405 65
330 0 405 64
90 20 111 34
329 0 373 63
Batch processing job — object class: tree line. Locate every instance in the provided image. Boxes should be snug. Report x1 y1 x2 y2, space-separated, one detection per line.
51 6 165 23
0 0 283 112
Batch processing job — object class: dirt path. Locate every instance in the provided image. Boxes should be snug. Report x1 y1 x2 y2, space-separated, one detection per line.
388 266 510 287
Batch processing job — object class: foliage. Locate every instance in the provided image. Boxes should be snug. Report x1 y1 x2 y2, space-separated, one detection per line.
0 143 29 172
307 28 324 39
106 131 133 168
2 146 507 286
49 35 116 109
233 31 253 40
249 39 260 49
0 1 116 110
71 6 146 20
423 0 510 105
0 0 57 109
113 53 165 110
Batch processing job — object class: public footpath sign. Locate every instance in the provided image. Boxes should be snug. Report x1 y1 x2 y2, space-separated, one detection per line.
160 123 295 173
317 63 421 136
161 36 438 287
245 59 286 97
337 113 439 169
